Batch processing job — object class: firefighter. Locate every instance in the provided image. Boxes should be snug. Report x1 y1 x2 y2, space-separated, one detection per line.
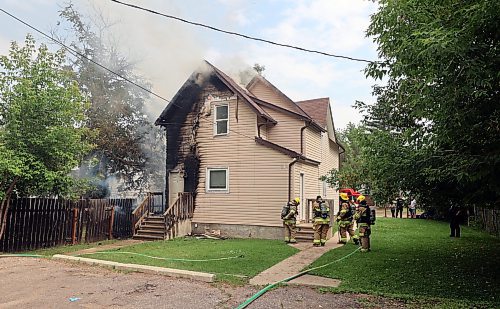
354 195 371 252
337 193 359 245
282 197 299 243
312 195 330 247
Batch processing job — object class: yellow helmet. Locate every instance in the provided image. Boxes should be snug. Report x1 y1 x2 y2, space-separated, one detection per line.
340 193 349 201
294 197 300 204
356 195 365 202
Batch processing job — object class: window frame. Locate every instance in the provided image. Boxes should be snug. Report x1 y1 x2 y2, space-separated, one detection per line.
213 104 229 136
206 167 229 193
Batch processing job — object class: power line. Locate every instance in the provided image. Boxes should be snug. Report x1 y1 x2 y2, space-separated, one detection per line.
0 8 258 141
0 8 303 143
0 8 171 104
110 0 377 64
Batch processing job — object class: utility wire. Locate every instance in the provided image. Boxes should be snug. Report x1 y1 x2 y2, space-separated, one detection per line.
110 0 377 64
0 8 170 104
0 8 258 142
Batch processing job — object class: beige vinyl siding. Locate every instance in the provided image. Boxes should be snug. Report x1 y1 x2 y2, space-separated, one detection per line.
194 96 291 227
304 127 321 162
248 80 299 112
293 162 321 201
261 106 303 152
318 133 340 210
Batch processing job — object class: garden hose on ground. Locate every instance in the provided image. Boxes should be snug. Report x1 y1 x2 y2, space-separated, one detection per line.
0 254 44 258
236 246 361 309
82 251 244 262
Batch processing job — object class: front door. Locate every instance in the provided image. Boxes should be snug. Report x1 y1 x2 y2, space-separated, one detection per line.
168 171 184 207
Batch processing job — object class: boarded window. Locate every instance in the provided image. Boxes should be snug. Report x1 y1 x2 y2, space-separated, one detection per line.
214 105 229 135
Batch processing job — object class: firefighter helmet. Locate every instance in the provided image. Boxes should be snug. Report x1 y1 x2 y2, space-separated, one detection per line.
294 197 300 204
357 195 366 202
340 193 349 201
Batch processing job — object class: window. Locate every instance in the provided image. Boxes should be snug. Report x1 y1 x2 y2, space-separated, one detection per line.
214 105 229 135
206 168 229 192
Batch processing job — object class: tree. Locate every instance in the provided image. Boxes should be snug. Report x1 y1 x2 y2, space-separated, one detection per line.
57 4 161 195
0 35 92 239
360 0 500 209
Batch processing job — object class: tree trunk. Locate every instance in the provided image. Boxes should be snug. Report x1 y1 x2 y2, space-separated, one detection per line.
0 178 18 240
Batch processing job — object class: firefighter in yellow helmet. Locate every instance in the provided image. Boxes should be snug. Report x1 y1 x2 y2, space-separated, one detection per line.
312 195 330 246
282 197 300 243
336 193 359 245
354 195 372 252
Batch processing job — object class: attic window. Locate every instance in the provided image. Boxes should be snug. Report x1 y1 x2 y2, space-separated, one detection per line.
214 104 229 135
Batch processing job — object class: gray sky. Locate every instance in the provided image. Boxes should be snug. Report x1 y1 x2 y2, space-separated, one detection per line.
0 0 381 129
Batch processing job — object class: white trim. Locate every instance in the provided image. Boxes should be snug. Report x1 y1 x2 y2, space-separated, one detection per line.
206 167 229 193
213 104 229 136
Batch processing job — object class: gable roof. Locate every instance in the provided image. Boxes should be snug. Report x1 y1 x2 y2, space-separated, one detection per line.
206 62 276 123
255 137 320 165
155 61 276 126
296 98 330 128
247 75 310 118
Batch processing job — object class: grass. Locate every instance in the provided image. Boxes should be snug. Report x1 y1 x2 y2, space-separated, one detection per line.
308 218 500 307
81 237 299 284
25 239 117 257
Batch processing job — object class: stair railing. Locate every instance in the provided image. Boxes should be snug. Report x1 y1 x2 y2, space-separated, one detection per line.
163 192 194 238
132 194 152 235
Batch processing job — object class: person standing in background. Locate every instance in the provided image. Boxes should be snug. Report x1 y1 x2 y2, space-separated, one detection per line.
409 198 417 218
396 197 404 218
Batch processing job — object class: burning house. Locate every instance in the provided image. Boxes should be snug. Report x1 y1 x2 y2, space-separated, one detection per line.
154 61 342 239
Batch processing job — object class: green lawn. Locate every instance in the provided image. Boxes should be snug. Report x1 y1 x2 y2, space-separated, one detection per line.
308 218 500 307
25 239 117 257
81 238 299 284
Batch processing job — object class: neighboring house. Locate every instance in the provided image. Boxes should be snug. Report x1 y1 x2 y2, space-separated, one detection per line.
155 61 343 239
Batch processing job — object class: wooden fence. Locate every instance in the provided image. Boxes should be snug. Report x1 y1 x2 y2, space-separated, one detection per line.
473 207 500 237
0 198 136 253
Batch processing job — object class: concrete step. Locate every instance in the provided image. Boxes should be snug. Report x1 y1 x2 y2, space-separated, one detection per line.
295 235 314 242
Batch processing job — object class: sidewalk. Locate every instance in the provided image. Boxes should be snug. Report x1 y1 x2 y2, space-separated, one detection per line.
67 239 144 256
249 232 344 287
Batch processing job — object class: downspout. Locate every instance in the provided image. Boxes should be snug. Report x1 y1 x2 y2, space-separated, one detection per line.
338 144 345 168
164 127 170 209
288 158 299 202
300 121 310 155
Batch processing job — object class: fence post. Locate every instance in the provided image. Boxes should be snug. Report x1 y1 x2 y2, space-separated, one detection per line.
72 208 79 245
109 206 115 240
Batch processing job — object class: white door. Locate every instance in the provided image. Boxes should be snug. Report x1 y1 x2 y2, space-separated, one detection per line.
299 173 305 221
169 171 184 207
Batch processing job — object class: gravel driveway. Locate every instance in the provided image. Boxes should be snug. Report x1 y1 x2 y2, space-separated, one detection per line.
0 257 405 308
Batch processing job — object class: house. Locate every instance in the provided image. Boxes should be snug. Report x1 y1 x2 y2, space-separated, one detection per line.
154 61 343 239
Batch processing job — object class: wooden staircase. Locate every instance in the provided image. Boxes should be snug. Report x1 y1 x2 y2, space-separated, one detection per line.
132 192 194 241
133 215 165 241
296 224 314 242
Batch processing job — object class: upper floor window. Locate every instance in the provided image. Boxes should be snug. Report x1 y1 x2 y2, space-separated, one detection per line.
214 105 229 135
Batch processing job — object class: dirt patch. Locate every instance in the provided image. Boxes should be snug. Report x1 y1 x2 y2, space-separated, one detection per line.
0 257 406 308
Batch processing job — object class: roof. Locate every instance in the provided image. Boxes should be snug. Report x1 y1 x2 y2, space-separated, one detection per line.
255 137 320 165
251 96 325 132
155 61 276 126
247 75 311 118
296 98 330 128
206 62 276 124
